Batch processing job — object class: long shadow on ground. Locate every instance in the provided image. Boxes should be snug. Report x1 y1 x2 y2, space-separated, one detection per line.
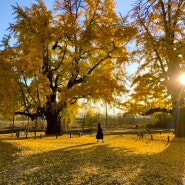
0 138 22 182
0 136 185 185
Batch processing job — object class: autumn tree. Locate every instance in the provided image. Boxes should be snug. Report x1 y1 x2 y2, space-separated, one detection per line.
0 37 21 119
0 0 135 135
127 0 185 136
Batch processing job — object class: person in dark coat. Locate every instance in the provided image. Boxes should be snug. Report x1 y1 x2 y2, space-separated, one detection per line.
96 123 104 142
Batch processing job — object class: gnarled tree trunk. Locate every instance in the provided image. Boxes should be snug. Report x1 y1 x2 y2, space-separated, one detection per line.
45 110 62 135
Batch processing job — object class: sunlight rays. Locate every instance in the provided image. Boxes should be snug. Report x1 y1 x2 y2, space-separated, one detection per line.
178 74 185 85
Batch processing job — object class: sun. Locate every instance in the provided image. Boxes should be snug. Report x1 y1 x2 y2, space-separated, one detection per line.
179 74 185 85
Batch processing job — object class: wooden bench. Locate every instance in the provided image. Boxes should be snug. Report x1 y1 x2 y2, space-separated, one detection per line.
69 130 82 138
16 131 28 138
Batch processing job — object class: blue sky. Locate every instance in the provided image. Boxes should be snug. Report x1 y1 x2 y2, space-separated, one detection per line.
0 0 134 40
0 0 137 74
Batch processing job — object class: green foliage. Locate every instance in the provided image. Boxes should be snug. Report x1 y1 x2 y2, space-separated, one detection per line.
147 113 173 129
83 112 105 128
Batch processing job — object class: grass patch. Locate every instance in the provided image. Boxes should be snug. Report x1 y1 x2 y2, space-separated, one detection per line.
0 133 185 184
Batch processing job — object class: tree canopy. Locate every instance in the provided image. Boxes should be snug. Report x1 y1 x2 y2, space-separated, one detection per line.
0 0 136 134
124 0 185 114
124 0 185 137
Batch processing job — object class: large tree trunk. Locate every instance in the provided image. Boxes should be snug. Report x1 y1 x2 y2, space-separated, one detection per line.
45 110 62 135
173 105 185 138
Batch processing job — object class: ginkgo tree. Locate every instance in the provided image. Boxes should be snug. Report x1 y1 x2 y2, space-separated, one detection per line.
0 51 21 119
126 0 185 137
0 0 135 135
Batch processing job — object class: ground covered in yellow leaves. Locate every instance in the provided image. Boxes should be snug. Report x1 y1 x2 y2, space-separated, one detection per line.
0 132 185 185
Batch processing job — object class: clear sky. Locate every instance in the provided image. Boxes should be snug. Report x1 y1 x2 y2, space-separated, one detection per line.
0 0 134 41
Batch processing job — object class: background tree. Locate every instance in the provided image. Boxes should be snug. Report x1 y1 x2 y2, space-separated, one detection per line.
127 0 185 137
0 37 21 119
0 0 135 135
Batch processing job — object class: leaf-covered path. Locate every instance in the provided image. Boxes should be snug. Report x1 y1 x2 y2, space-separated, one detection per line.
0 133 185 184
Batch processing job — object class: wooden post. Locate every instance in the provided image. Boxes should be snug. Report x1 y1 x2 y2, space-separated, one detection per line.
151 134 153 140
167 135 170 142
141 132 143 138
26 132 28 139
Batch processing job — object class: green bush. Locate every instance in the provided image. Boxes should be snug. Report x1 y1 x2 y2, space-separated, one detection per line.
147 113 173 129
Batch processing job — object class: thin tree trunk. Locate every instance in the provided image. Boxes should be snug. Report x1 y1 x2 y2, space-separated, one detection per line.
34 117 38 139
27 117 30 133
12 115 15 137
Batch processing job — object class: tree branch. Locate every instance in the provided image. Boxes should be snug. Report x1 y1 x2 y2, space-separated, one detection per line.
144 107 173 115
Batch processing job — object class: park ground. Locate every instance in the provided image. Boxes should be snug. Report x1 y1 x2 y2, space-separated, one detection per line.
0 132 185 185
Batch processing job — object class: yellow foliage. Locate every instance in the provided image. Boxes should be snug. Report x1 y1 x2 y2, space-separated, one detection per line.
0 0 136 126
1 133 185 184
129 0 185 114
61 103 80 125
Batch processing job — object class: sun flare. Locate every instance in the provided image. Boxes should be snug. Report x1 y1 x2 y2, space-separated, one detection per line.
179 74 185 85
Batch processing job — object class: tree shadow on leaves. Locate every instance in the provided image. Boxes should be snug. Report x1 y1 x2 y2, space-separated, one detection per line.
0 138 22 183
1 136 185 185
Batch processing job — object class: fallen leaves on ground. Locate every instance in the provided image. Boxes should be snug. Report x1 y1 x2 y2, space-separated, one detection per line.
0 132 185 185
